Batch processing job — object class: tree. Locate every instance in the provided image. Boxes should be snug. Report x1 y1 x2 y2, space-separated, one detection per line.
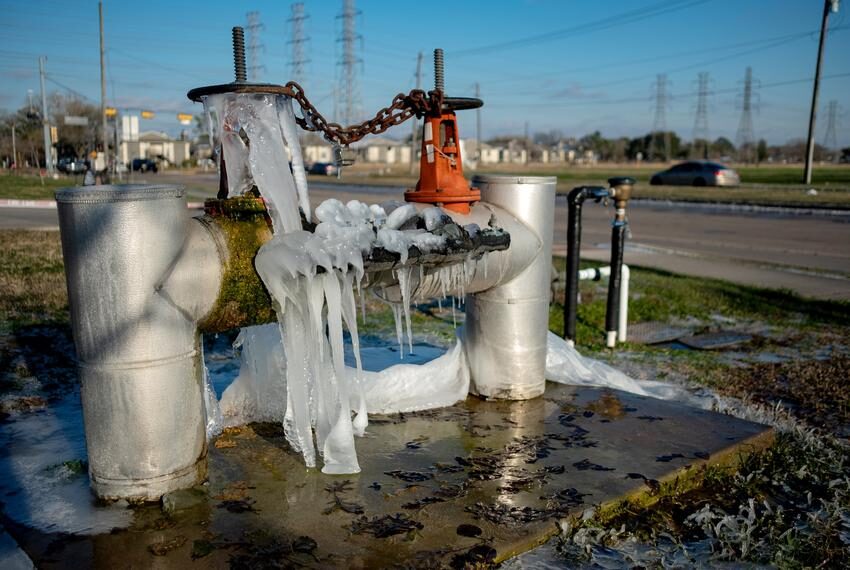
756 139 768 164
710 137 735 160
49 93 102 159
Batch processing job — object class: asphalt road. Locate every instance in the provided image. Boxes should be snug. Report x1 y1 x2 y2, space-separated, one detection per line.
3 172 849 300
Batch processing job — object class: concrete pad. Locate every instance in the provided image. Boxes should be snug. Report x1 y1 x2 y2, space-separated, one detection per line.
7 384 771 568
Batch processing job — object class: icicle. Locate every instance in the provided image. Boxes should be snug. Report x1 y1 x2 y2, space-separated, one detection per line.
390 302 404 359
398 266 414 356
277 97 311 221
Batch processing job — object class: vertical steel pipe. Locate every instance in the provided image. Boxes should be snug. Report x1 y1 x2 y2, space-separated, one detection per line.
466 175 556 400
56 185 222 500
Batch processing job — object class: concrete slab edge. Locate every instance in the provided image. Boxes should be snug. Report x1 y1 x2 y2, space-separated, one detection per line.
493 427 776 564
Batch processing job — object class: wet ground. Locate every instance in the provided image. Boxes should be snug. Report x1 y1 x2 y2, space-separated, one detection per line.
0 335 771 568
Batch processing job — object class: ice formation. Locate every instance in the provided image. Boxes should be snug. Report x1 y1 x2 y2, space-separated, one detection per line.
205 93 459 474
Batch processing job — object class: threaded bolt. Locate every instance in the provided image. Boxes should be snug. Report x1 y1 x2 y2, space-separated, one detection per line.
232 27 247 83
433 48 444 92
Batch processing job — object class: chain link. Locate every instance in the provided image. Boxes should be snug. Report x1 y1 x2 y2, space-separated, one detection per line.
281 82 442 146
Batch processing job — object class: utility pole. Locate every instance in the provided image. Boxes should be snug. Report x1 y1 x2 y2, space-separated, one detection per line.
735 67 756 163
38 56 53 174
11 123 16 169
288 3 309 88
338 0 362 125
99 1 108 171
246 11 265 81
409 51 423 174
692 72 710 159
475 82 481 160
804 0 841 183
524 121 529 165
649 74 670 162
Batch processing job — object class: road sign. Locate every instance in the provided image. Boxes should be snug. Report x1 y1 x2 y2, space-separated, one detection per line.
64 115 89 126
177 113 193 125
105 107 118 118
141 110 155 119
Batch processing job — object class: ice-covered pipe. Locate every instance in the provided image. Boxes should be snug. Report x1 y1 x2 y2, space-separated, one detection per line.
56 185 222 501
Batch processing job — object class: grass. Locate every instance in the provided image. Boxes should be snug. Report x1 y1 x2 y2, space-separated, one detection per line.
323 163 850 208
0 229 68 329
0 173 76 200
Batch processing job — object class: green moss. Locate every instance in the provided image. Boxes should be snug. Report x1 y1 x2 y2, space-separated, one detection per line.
198 213 276 333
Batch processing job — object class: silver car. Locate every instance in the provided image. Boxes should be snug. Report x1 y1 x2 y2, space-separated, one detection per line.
650 161 740 187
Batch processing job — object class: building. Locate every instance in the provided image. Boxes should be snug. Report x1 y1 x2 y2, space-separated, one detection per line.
119 130 191 168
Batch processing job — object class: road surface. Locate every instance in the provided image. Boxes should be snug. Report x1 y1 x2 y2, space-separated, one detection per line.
3 173 849 300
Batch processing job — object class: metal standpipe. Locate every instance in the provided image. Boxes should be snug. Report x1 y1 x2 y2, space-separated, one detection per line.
604 177 635 348
56 185 222 501
464 175 556 400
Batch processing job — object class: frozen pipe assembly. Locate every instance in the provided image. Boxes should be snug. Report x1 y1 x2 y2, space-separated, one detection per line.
55 176 554 499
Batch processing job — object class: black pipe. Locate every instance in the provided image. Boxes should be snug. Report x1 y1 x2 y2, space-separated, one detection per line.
563 185 609 343
604 177 636 348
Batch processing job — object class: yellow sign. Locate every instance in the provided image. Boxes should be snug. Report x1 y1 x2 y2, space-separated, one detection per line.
177 113 193 125
141 110 155 119
105 107 117 117
50 126 58 144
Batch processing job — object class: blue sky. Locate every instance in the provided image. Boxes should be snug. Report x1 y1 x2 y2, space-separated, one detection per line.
1 0 848 147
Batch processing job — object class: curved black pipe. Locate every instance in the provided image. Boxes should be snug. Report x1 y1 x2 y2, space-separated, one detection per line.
563 186 609 342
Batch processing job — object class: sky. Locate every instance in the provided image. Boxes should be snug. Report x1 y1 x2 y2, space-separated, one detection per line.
1 0 848 148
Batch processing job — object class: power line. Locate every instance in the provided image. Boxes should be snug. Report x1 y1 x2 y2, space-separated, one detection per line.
453 0 709 57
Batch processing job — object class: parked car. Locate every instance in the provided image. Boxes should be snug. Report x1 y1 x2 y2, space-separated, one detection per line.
307 162 338 176
650 161 740 187
131 158 158 173
57 157 88 174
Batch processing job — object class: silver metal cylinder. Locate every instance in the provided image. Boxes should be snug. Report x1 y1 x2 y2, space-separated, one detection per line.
465 175 556 400
56 185 221 500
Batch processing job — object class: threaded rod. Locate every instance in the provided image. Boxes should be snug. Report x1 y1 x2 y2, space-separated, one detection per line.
433 48 444 92
232 27 247 83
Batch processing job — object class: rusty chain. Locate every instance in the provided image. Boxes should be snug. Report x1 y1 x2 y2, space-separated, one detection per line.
282 82 443 146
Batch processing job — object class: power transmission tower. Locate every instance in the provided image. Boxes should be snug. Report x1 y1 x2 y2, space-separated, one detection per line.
692 72 710 159
648 74 670 162
409 52 423 174
288 3 309 87
337 0 362 125
246 11 265 81
99 1 108 172
822 99 840 161
735 67 758 163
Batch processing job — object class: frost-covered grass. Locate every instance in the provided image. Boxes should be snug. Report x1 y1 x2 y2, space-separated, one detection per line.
558 403 850 568
550 258 850 567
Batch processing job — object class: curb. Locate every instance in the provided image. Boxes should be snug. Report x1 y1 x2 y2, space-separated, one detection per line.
0 199 205 209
